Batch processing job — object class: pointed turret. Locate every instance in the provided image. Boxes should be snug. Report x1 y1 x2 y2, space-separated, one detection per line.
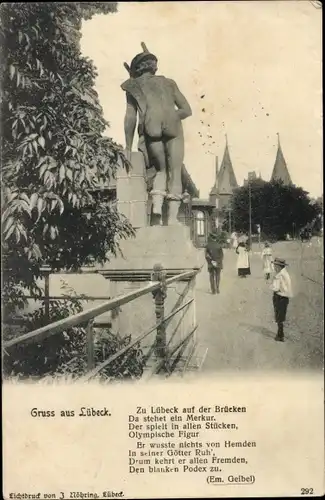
209 156 219 197
271 133 292 185
208 156 219 229
218 135 238 194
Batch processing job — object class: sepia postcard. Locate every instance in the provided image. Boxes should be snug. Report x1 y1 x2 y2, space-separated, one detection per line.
1 1 324 498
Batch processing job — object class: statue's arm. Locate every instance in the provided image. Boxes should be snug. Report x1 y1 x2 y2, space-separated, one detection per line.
124 92 138 151
170 79 192 120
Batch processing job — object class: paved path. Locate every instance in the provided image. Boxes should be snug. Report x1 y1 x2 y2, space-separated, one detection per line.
194 239 323 373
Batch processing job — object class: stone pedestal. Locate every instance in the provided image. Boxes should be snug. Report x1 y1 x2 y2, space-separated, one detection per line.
117 151 148 228
97 225 200 367
103 225 200 270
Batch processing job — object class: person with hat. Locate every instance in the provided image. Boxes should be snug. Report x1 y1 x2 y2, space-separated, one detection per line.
270 258 293 342
205 232 224 294
121 43 192 226
261 241 273 281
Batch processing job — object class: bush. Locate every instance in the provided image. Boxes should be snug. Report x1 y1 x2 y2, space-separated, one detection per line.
3 280 145 380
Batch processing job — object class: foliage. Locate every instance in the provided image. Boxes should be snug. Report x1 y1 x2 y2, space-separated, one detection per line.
227 180 322 240
0 2 134 317
3 280 145 380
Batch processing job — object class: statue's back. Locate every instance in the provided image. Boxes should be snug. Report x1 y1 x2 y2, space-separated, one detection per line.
124 74 181 140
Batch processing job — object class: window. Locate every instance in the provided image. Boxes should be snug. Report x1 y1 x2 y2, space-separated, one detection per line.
196 211 205 236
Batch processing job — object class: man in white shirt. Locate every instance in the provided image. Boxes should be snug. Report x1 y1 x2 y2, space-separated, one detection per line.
270 258 293 342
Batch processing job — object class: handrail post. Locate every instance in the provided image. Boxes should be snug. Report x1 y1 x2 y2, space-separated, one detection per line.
190 274 197 331
189 274 197 354
86 319 95 371
151 263 167 370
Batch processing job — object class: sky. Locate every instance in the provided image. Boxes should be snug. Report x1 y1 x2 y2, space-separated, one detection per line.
81 1 322 198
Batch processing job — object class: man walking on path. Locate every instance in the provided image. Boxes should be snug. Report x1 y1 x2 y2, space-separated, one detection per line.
205 232 224 294
270 258 293 342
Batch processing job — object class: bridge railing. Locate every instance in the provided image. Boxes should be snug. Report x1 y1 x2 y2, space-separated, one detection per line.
3 265 201 380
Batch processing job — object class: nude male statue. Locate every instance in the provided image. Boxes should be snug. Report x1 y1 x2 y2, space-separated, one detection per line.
121 43 192 226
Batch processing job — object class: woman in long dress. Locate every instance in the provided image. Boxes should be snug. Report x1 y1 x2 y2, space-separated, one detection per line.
261 242 273 281
236 242 251 277
231 232 238 250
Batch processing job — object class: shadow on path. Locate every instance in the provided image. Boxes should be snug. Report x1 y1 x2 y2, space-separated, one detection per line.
238 322 275 341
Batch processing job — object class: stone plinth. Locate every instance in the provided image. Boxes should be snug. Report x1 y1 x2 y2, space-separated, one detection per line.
117 151 148 228
96 225 200 367
101 225 200 270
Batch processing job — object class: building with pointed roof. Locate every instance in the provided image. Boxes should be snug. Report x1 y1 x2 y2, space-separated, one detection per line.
208 136 238 226
205 137 239 231
186 147 239 247
208 156 219 202
271 133 292 185
217 135 238 201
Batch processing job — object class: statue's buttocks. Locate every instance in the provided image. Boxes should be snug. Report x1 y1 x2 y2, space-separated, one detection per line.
122 74 181 140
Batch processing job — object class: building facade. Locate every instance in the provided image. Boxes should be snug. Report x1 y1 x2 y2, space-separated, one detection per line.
187 138 240 246
243 171 264 186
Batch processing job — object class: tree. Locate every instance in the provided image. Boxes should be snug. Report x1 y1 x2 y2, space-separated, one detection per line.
229 180 321 240
0 3 134 315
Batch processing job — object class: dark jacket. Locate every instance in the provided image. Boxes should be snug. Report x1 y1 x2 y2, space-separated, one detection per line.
205 240 224 269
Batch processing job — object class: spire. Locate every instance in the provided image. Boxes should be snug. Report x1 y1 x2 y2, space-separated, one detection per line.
218 136 238 195
209 156 219 196
215 155 219 180
271 133 292 185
